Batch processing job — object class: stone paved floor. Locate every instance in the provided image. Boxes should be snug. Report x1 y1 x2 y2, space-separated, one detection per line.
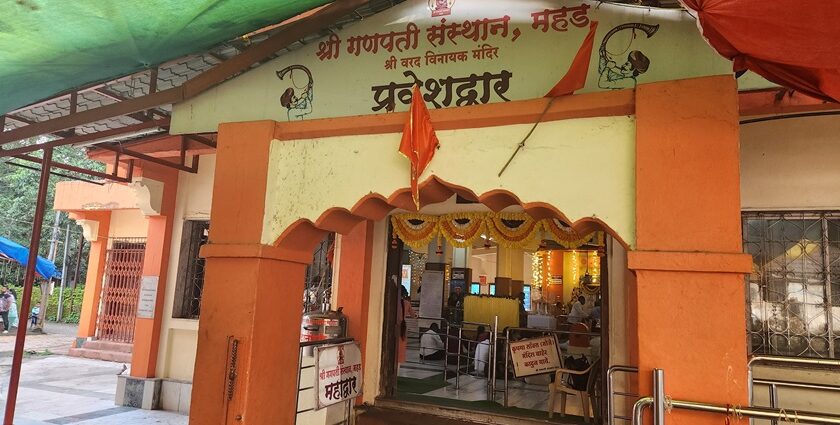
0 323 188 424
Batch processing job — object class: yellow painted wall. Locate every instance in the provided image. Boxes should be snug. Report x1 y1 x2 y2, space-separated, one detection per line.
154 154 216 381
108 209 149 239
263 116 637 247
741 115 840 210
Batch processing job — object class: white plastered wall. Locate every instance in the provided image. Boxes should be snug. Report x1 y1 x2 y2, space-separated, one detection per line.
155 154 216 382
740 116 840 418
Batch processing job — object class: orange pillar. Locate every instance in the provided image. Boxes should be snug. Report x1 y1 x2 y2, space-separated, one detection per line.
72 211 111 339
130 163 179 378
630 76 752 423
335 220 374 406
191 121 311 424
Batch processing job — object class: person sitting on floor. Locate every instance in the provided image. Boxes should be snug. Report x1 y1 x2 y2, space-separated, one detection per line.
474 330 490 377
420 323 446 361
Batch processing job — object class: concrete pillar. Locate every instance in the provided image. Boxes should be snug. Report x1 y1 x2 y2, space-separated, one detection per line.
71 210 111 339
630 76 752 424
130 163 179 378
190 121 311 424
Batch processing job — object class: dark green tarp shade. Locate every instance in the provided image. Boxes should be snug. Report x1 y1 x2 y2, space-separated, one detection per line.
0 0 331 114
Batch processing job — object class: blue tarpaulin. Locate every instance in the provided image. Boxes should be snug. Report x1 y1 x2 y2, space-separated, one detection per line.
0 236 57 280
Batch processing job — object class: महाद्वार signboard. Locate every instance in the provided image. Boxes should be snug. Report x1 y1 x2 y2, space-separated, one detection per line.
509 335 562 378
171 0 772 134
314 341 363 409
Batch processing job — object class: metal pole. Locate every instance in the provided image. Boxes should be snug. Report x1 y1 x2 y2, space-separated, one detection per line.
769 383 779 425
668 399 840 425
504 327 510 407
488 316 498 401
456 326 462 389
4 146 52 425
56 221 70 322
633 397 654 425
653 369 665 425
443 322 449 382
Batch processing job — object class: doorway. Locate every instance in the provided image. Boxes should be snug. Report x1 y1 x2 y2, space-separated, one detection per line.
381 202 617 423
96 238 145 343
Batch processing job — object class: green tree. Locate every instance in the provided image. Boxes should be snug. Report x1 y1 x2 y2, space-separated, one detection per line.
0 141 105 288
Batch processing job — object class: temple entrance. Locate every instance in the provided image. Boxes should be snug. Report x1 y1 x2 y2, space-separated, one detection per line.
380 198 625 423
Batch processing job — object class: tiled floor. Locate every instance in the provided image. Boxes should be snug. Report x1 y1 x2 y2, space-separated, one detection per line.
398 345 589 418
0 355 188 424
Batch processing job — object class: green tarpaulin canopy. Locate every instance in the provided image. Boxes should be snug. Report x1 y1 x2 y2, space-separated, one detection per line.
0 0 330 115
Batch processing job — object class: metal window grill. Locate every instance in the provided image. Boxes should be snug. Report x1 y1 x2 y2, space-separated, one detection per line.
185 222 210 319
303 233 335 313
96 237 146 343
743 212 840 359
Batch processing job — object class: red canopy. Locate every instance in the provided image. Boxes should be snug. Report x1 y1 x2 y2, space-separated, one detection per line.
680 0 840 103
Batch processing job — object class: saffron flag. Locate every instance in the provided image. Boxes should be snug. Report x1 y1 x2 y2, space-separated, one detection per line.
545 21 599 97
399 85 440 210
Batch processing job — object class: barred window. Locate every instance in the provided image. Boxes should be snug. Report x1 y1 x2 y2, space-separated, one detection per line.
743 212 840 358
172 220 210 319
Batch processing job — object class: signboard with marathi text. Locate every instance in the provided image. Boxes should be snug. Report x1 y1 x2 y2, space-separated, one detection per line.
136 276 158 319
509 335 562 378
314 341 363 409
171 0 772 134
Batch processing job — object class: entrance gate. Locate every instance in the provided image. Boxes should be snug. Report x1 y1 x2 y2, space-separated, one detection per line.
96 239 146 343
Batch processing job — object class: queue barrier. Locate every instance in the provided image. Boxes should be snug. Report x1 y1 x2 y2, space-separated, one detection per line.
632 368 840 425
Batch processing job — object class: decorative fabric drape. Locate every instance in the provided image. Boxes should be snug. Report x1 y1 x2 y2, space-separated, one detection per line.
391 213 603 251
679 0 840 102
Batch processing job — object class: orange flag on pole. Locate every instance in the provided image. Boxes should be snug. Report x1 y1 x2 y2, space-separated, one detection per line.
545 21 599 97
399 85 440 210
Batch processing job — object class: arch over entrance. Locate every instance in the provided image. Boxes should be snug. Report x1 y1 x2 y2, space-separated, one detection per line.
274 175 630 254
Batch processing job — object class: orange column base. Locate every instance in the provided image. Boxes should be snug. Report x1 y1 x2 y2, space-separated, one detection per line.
630 251 752 423
190 244 306 425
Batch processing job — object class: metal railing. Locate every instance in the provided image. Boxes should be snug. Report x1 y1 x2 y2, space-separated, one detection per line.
748 355 840 425
607 365 639 425
632 368 840 425
443 319 496 397
295 337 354 425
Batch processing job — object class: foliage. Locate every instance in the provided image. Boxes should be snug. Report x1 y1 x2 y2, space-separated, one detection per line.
7 284 85 324
0 143 104 287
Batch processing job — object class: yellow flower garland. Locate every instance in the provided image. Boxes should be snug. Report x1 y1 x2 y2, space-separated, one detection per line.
391 213 605 250
391 214 438 251
485 212 541 249
437 211 486 248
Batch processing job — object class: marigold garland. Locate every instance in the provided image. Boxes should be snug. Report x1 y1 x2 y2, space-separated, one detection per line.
391 213 605 251
391 214 438 251
437 211 486 248
541 218 598 249
485 212 541 249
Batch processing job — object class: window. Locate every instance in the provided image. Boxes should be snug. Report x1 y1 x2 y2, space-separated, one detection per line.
172 220 210 319
743 212 840 358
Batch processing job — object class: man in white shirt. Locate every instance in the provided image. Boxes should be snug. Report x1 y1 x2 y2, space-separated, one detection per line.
420 323 446 361
567 296 587 324
474 338 490 377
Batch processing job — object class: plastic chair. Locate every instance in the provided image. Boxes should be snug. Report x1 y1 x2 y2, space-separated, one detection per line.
547 357 601 422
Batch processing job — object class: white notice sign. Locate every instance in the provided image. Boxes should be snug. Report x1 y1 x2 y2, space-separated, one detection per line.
315 342 363 409
509 336 562 378
136 276 159 319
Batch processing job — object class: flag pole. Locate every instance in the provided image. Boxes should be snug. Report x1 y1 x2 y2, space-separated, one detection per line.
4 146 53 425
